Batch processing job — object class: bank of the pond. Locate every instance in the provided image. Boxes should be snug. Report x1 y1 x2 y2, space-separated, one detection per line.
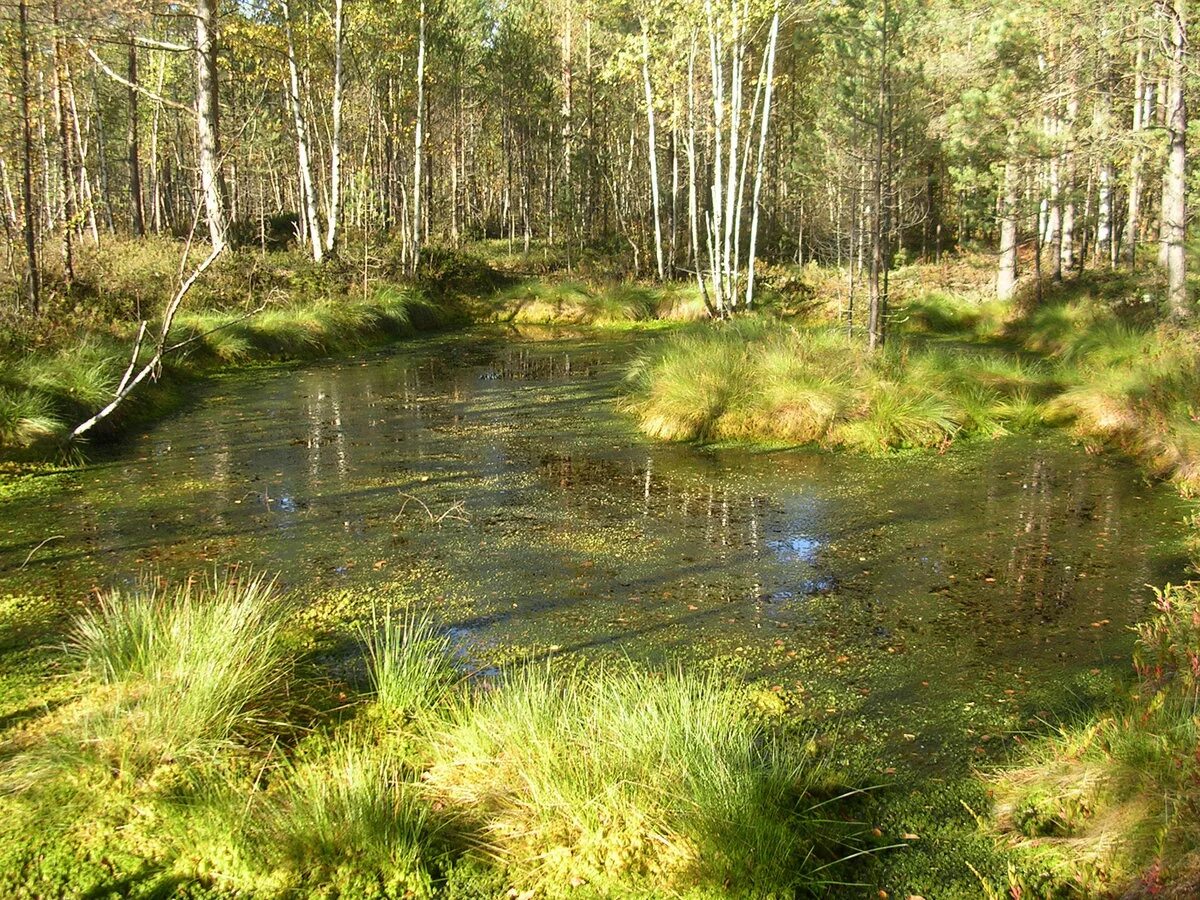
0 573 863 899
0 283 468 457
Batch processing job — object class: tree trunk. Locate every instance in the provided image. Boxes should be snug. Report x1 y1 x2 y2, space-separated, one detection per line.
52 0 75 285
686 35 714 316
744 8 779 309
196 0 227 250
411 0 426 275
127 34 145 237
867 0 890 350
325 0 345 254
641 20 665 280
1163 0 1189 319
997 154 1020 300
18 0 39 313
1126 38 1145 267
283 0 323 261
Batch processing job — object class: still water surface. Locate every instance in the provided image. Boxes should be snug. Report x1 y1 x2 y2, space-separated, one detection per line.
1 330 1189 766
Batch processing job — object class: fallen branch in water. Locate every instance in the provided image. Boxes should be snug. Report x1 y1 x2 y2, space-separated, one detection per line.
394 492 468 524
70 235 223 441
19 534 64 570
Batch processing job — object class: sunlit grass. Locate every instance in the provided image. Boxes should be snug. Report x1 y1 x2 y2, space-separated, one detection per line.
59 571 291 774
624 320 1047 450
990 582 1200 893
0 387 65 447
360 608 458 723
259 732 440 893
426 664 832 896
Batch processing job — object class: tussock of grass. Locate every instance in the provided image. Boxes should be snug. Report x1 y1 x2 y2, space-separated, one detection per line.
0 388 65 447
990 582 1200 893
261 733 440 893
361 608 458 722
491 278 708 326
59 571 291 773
625 322 1046 450
4 570 850 897
900 291 1007 339
427 664 824 896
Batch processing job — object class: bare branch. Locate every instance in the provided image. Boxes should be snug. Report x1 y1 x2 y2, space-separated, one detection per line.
84 44 195 116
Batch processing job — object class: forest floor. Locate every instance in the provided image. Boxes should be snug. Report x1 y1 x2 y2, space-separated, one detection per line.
1 239 1199 896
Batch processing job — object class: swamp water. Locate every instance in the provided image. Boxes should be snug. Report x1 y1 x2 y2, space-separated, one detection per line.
1 330 1191 770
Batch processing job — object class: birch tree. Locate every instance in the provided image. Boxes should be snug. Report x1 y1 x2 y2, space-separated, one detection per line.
1160 0 1188 319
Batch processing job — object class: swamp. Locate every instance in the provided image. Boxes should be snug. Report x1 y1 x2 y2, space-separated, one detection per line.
2 0 1200 897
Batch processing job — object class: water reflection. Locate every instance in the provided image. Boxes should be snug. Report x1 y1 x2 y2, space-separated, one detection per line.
0 331 1189 759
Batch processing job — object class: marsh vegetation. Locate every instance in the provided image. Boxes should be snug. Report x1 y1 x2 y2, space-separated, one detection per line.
3 0 1200 894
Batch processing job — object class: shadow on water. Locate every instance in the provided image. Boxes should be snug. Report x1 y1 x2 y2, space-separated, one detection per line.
0 328 1191 769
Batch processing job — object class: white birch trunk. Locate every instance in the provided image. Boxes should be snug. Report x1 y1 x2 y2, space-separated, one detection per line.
640 21 665 280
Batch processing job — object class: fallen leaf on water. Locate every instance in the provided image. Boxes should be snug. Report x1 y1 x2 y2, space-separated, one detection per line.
901 833 919 841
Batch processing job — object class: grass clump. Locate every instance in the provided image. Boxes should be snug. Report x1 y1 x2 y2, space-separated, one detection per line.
5 570 859 897
0 388 64 447
260 732 442 896
426 664 831 897
990 582 1200 894
488 277 708 327
61 571 291 772
361 608 459 723
625 321 1047 451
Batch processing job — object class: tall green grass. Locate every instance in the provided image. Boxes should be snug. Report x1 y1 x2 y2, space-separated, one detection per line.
0 280 452 452
427 664 828 896
3 569 866 896
260 732 440 894
625 321 1048 450
0 388 64 447
490 278 709 326
360 608 458 722
63 571 290 771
